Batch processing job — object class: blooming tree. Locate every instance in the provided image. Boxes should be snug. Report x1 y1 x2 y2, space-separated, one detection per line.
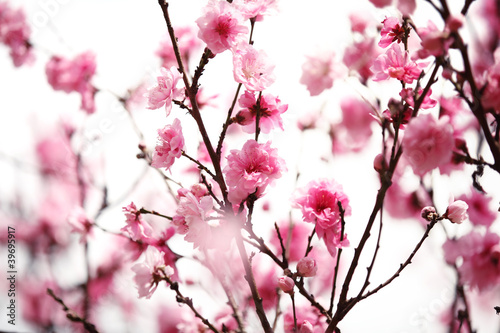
2 0 500 332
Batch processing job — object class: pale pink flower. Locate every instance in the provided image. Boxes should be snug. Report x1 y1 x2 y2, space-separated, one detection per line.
196 0 248 54
481 48 500 112
402 114 454 176
400 87 437 109
297 257 317 277
151 118 185 171
132 246 173 299
299 321 315 333
443 231 500 291
0 3 33 67
224 139 286 205
233 0 278 21
278 276 295 293
371 43 423 84
146 67 185 115
156 27 202 68
36 135 76 178
235 90 288 133
252 262 279 310
284 306 326 333
45 51 97 114
397 0 416 15
415 21 453 59
214 308 239 331
270 220 311 262
379 17 405 48
67 206 93 243
232 42 275 91
458 190 497 228
384 182 432 221
349 13 372 34
444 200 469 224
300 51 339 96
121 202 154 242
343 36 379 83
335 96 375 151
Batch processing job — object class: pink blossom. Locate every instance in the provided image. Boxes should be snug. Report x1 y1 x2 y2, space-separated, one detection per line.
415 21 453 59
132 246 173 299
384 182 432 221
397 0 416 15
446 14 465 32
335 96 375 151
379 17 405 48
156 27 202 68
402 114 454 176
284 306 326 333
371 43 423 84
36 135 76 178
300 51 340 96
252 261 279 310
151 118 185 171
146 67 185 115
232 42 275 91
67 206 93 243
297 257 317 277
481 48 500 112
349 13 372 34
444 200 468 224
277 276 295 293
270 220 311 262
224 139 285 205
400 87 437 109
235 90 288 133
121 202 154 242
458 190 497 228
343 37 379 83
369 0 392 8
299 321 315 333
196 0 248 54
45 52 97 114
443 231 500 291
0 3 34 67
233 0 278 21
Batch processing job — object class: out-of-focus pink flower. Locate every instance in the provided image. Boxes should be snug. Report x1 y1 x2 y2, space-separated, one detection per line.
371 43 423 84
0 3 34 67
343 37 379 83
439 96 477 134
67 206 93 243
459 190 497 228
294 179 351 257
151 118 185 171
156 26 202 68
299 321 315 333
214 308 240 331
481 48 500 113
402 114 454 176
297 257 317 277
224 139 285 205
446 14 465 32
300 50 341 96
384 181 432 221
36 135 76 178
369 0 392 8
45 52 97 114
277 276 295 293
284 306 326 333
232 42 275 91
444 200 468 224
334 96 375 151
132 246 173 299
397 0 416 15
400 87 437 109
415 21 453 59
235 90 288 133
146 67 185 115
270 220 311 262
233 0 278 21
121 202 154 242
196 0 248 54
349 13 372 34
443 231 500 291
252 261 279 309
379 17 405 48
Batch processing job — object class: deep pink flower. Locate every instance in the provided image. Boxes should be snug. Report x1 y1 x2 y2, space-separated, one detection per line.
0 3 33 67
156 26 202 68
146 67 185 115
45 52 97 113
224 139 285 205
196 0 248 54
400 87 437 109
151 118 185 171
297 257 317 277
379 17 405 48
233 0 278 21
371 43 423 84
232 42 275 91
458 190 497 228
131 246 173 299
270 220 310 262
277 276 295 293
443 231 500 291
402 114 454 176
121 202 154 242
444 200 469 224
300 51 340 96
235 90 288 133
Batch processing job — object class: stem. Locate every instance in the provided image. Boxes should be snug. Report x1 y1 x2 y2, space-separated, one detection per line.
181 151 217 179
139 207 173 220
47 289 99 333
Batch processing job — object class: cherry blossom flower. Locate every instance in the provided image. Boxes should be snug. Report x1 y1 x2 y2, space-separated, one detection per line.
151 118 185 171
67 206 93 243
379 16 405 48
343 37 379 83
400 87 437 109
233 0 278 21
235 90 288 133
224 139 286 205
371 43 423 84
458 189 497 228
402 114 454 176
0 2 33 67
156 26 202 68
300 50 340 96
131 246 173 299
121 202 154 242
196 0 248 54
232 42 275 91
443 200 469 224
146 67 185 116
45 51 97 114
443 231 500 291
297 257 317 277
415 21 453 59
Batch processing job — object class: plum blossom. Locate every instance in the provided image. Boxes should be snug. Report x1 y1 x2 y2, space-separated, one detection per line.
151 118 185 171
131 246 173 299
196 0 248 54
414 21 453 59
402 114 454 176
371 43 423 84
45 52 97 114
300 50 341 96
443 200 469 224
443 231 500 291
458 189 497 228
235 90 288 133
233 42 275 91
343 37 379 83
233 0 278 21
297 257 317 277
0 2 34 67
121 202 154 242
224 139 286 205
156 27 201 68
379 16 405 48
146 67 185 115
294 179 351 257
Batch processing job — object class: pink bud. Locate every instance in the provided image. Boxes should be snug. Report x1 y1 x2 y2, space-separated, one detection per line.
297 257 317 277
299 320 314 333
421 206 437 221
191 184 208 198
277 276 294 293
444 200 468 224
373 153 385 173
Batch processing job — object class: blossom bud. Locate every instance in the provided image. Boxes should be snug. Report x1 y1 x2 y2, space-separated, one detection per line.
299 320 314 333
277 276 294 293
444 200 468 224
297 257 317 277
373 154 385 173
191 184 208 198
421 206 437 221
